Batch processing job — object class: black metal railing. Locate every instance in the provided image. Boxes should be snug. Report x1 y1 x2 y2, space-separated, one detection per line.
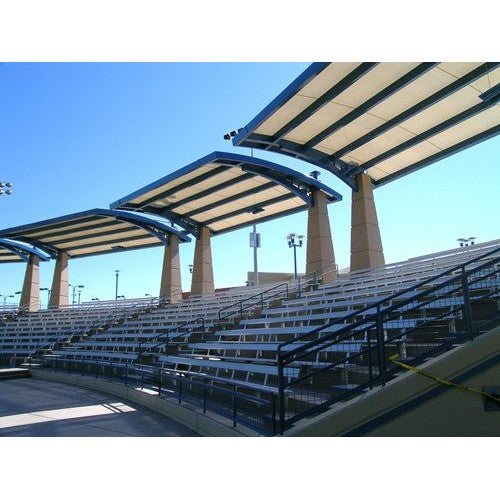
22 246 499 435
276 247 499 433
137 316 206 357
31 356 277 435
215 266 334 330
217 282 289 328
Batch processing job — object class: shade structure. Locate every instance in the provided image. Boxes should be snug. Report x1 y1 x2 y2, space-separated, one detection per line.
0 238 51 263
233 62 500 189
0 209 191 259
111 151 342 236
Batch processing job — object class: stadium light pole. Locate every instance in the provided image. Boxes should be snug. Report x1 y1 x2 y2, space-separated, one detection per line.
115 270 120 300
287 233 304 281
250 224 260 286
69 284 84 306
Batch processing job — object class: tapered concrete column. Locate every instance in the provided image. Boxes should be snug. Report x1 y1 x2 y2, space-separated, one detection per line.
350 172 385 271
191 226 214 295
20 255 40 312
306 190 337 283
49 251 69 308
159 235 182 304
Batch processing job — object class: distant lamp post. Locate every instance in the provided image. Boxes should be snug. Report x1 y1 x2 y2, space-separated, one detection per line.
1 294 15 307
287 233 304 281
69 284 84 306
115 270 120 300
457 236 476 247
0 181 13 196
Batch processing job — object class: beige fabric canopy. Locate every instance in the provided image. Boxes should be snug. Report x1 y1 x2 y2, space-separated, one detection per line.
111 151 342 235
234 62 500 188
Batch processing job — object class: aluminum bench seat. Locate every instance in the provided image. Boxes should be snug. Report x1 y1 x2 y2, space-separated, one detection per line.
52 350 137 360
159 355 300 377
186 341 363 353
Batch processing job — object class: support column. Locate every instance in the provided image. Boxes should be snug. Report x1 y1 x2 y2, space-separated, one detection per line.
49 251 69 308
350 172 385 271
306 190 337 283
191 226 214 296
20 255 40 312
159 235 182 304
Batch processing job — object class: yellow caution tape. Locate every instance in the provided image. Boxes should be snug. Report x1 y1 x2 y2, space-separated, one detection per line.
389 354 500 404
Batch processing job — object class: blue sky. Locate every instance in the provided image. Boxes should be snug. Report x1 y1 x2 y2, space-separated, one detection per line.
0 62 499 305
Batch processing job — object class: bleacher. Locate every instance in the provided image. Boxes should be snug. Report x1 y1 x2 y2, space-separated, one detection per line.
155 240 498 395
0 297 161 365
47 281 297 365
1 239 498 433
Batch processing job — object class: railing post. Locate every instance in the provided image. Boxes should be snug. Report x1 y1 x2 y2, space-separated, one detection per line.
232 385 237 428
366 327 373 388
272 396 277 436
158 369 162 396
375 307 387 385
178 376 183 403
461 266 474 339
141 365 144 390
125 363 129 386
203 378 207 413
277 350 286 435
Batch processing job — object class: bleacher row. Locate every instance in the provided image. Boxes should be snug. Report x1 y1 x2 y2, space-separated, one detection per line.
1 239 498 402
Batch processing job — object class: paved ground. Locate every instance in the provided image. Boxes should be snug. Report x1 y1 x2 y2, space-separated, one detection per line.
0 377 199 437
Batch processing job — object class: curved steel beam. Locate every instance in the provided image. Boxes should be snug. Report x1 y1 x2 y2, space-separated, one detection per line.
0 238 51 262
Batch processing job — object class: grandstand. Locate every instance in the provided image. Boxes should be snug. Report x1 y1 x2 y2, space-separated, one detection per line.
1 62 499 436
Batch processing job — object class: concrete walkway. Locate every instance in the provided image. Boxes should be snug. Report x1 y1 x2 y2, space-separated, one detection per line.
0 378 199 437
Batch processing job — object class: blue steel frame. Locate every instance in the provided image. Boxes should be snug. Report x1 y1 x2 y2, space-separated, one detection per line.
110 151 342 235
233 62 500 190
0 238 51 263
0 208 191 259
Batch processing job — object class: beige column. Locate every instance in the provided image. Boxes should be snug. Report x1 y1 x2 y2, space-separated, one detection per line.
20 255 40 312
49 251 69 308
350 172 385 271
159 234 182 304
306 190 337 283
191 226 214 295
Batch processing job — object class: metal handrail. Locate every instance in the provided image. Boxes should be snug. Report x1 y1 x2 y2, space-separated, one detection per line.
276 248 499 433
277 245 500 355
216 262 338 329
137 316 206 357
217 282 289 327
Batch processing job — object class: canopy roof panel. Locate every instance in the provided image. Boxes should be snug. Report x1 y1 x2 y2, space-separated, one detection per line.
0 209 190 259
233 62 500 189
0 238 51 263
110 151 342 235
